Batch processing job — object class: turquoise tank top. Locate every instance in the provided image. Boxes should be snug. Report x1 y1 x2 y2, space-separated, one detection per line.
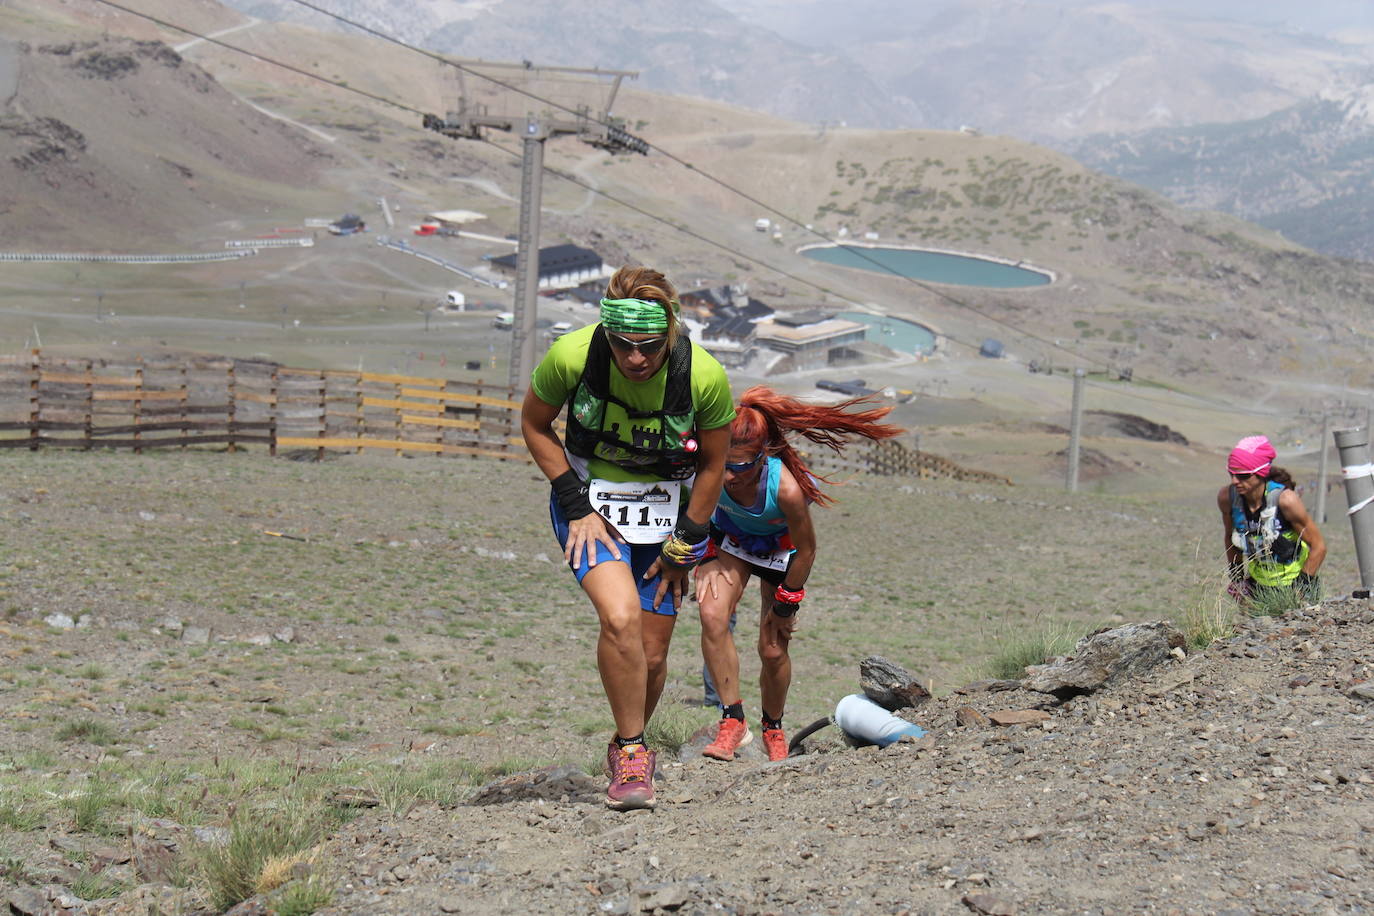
715 456 787 537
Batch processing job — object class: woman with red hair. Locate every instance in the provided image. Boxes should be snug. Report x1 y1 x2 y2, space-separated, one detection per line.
695 386 900 762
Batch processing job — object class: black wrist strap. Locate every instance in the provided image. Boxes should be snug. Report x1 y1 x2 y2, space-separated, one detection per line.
673 514 709 546
551 469 594 521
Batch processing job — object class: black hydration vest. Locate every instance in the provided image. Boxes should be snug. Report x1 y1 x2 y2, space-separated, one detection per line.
563 325 698 480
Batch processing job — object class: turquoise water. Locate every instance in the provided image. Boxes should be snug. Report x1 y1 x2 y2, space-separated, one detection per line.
838 311 936 355
803 244 1051 288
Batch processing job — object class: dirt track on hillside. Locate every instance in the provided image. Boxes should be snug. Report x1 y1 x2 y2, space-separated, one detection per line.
309 599 1374 916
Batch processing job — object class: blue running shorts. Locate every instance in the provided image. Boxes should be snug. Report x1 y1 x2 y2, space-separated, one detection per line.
549 492 677 616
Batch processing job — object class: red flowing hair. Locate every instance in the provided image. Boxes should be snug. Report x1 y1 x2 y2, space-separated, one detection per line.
730 386 902 507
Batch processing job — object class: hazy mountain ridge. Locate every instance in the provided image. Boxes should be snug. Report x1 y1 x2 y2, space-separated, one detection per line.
201 0 1374 261
214 0 1374 140
220 0 919 129
7 0 1374 394
1069 84 1374 260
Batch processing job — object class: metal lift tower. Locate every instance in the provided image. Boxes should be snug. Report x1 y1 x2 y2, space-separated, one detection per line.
423 60 649 389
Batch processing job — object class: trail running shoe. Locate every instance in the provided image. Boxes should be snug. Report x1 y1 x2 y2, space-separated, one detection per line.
762 726 788 762
702 717 753 760
605 743 656 811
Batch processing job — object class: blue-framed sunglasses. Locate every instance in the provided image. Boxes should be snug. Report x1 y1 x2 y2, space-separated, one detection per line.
606 330 669 356
725 453 764 473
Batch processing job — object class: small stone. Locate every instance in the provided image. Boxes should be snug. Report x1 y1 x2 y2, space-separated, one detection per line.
43 613 75 630
90 845 130 865
963 892 1016 915
988 709 1050 727
243 633 272 646
636 883 688 911
182 626 210 645
273 626 296 643
222 896 269 915
193 826 230 846
956 706 992 728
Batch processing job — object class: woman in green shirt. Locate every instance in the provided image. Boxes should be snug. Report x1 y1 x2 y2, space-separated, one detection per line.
521 265 734 811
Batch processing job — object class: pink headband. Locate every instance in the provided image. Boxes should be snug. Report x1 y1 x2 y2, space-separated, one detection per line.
1227 435 1275 476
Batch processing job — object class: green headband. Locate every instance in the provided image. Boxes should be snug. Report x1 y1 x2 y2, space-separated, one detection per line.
600 297 672 334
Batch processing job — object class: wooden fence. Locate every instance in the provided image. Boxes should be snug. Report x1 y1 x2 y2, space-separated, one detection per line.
0 351 1010 484
0 352 524 461
801 438 1012 485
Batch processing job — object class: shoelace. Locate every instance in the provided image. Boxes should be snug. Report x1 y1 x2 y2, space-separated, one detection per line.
617 747 651 784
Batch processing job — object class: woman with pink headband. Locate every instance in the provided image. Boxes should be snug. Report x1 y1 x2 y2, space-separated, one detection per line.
1216 435 1326 602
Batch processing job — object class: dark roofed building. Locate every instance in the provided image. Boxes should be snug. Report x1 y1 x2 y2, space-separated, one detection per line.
490 244 610 290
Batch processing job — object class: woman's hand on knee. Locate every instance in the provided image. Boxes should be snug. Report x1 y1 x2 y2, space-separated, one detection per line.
644 559 689 610
565 513 621 567
761 610 797 650
694 565 736 604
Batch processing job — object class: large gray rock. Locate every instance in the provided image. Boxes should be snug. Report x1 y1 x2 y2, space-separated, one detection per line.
859 655 931 711
1024 621 1186 698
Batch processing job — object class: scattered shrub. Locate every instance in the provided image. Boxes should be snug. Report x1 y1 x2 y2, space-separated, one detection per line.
56 718 117 746
195 810 327 912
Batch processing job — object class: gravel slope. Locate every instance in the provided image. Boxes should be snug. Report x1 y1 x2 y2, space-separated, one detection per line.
317 600 1374 916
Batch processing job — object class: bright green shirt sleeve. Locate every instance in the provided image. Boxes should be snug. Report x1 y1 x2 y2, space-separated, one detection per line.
689 342 736 431
528 324 595 407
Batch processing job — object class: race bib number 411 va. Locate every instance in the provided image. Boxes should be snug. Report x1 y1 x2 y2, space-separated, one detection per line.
589 479 681 545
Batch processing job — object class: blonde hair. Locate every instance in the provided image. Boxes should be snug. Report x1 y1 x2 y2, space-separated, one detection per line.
605 266 681 348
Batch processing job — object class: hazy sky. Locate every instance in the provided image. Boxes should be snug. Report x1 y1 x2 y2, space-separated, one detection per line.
716 0 1374 42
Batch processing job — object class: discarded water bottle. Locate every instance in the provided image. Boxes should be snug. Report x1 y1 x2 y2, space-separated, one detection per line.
834 694 926 748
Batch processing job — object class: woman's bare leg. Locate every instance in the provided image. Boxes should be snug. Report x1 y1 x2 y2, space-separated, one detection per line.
640 611 679 724
582 562 650 739
698 555 750 708
758 583 794 720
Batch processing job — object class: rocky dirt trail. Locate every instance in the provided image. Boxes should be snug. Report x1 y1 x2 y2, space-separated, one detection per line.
305 600 1374 916
0 453 1368 915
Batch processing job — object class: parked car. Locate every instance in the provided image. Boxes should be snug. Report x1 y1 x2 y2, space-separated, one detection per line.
492 312 514 330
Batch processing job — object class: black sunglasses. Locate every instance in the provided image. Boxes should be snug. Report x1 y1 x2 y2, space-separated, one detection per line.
606 330 669 356
1230 471 1256 481
725 453 763 473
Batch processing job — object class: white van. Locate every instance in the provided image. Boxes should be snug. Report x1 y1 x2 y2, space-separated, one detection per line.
548 321 574 339
492 312 514 330
444 290 466 309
